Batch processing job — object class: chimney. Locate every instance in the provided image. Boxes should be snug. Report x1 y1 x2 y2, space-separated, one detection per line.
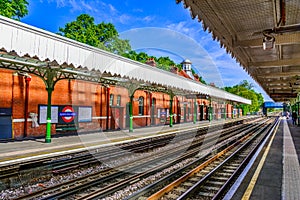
193 74 199 81
170 65 178 74
145 57 156 67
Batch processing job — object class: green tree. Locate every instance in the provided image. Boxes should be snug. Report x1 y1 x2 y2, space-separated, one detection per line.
156 56 176 71
0 0 29 20
105 36 131 55
199 76 207 84
224 80 264 114
59 14 131 55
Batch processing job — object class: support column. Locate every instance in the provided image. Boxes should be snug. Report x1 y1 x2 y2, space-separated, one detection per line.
129 95 134 132
169 94 174 127
45 87 53 143
209 98 213 122
297 101 300 126
45 69 56 144
193 99 197 124
232 103 234 119
224 102 227 120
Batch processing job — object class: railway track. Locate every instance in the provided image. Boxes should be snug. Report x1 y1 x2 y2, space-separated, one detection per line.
8 119 258 199
19 118 264 199
143 117 279 200
1 117 261 199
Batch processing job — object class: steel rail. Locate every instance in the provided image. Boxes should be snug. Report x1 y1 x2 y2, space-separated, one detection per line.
145 118 273 200
177 118 277 199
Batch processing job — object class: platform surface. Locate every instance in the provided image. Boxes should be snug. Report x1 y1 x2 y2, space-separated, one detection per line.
232 117 300 200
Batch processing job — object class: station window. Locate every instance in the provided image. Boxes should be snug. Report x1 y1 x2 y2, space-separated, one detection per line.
138 96 144 115
116 95 121 106
109 94 114 106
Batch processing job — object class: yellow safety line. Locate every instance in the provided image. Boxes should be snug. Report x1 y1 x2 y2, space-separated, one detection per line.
242 117 281 200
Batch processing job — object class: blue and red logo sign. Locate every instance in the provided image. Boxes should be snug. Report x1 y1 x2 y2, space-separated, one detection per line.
59 106 76 123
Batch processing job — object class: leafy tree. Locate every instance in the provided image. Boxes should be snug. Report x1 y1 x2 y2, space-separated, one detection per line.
59 14 131 55
0 0 29 20
199 76 206 84
156 56 176 71
105 36 131 55
122 51 150 63
224 80 264 114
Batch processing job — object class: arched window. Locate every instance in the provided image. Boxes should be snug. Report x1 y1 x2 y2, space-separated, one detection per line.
116 95 121 106
138 96 144 115
109 94 114 106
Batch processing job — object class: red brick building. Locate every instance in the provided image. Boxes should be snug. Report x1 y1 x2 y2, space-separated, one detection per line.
0 58 241 140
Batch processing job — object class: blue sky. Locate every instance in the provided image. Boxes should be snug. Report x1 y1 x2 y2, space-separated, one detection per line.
22 0 271 101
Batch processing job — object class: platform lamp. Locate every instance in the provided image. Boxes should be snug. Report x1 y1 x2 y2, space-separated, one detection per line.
262 31 275 50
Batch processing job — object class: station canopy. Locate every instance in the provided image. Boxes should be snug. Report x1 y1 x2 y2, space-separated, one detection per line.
0 16 250 104
177 0 300 102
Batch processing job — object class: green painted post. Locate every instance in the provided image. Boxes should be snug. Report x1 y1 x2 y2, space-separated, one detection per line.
169 98 173 127
193 99 197 124
209 98 213 122
45 87 53 143
129 95 134 132
224 103 227 120
232 104 234 119
296 102 300 126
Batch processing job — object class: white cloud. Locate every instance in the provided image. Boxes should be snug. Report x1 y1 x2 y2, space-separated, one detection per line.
133 8 143 13
45 0 105 14
108 4 117 14
143 16 155 23
119 14 132 24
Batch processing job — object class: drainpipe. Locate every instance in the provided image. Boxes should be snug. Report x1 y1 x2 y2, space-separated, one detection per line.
106 87 110 131
129 95 134 132
149 92 152 125
24 76 31 137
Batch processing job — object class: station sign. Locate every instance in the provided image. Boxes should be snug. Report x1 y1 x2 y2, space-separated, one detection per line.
38 105 92 124
58 106 77 124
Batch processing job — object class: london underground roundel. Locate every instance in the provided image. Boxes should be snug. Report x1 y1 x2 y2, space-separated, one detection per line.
60 106 76 123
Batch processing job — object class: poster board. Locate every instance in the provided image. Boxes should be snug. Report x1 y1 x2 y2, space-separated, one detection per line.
78 106 92 122
38 105 92 124
38 105 58 124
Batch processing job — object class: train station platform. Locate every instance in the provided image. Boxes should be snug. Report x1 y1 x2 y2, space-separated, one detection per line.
231 117 300 200
0 118 241 166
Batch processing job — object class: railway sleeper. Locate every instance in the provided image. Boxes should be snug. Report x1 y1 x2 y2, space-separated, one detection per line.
203 185 221 191
216 172 232 177
198 191 215 197
222 168 235 173
210 176 228 181
206 180 224 186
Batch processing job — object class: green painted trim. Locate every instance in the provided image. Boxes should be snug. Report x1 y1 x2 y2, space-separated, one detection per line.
169 98 173 127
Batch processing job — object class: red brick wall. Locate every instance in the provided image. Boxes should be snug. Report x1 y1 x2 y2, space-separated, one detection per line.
0 69 237 139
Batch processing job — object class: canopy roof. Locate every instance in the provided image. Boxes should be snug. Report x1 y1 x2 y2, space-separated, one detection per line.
177 0 300 102
0 15 250 104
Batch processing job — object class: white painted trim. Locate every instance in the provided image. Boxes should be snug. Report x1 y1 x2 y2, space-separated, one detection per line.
12 118 33 122
133 115 151 118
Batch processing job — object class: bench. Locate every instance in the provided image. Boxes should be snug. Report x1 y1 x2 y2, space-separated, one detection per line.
55 124 82 132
